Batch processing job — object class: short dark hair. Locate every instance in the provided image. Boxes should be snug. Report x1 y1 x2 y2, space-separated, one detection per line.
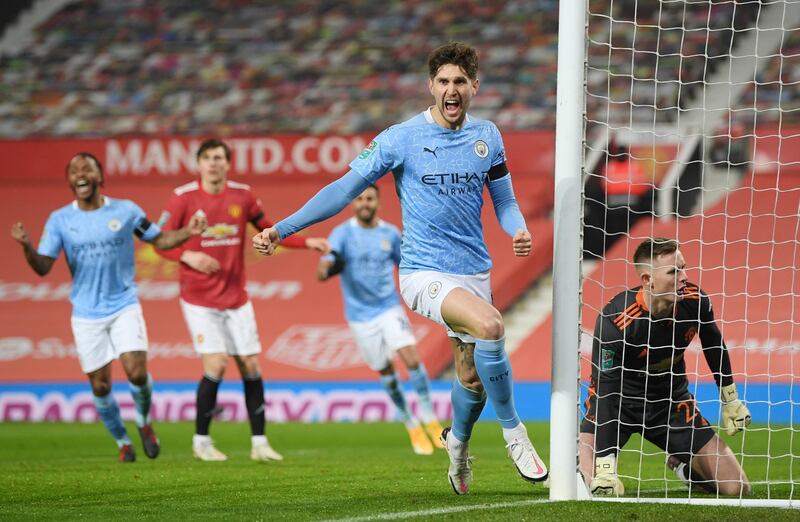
428 42 478 80
366 184 379 195
66 152 103 180
197 138 231 161
633 237 679 266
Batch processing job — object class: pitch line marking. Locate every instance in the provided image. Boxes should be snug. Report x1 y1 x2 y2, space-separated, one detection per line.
324 498 551 521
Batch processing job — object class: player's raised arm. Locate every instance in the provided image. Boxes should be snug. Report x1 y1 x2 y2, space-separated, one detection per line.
252 169 371 256
150 211 207 250
10 222 56 276
486 172 529 256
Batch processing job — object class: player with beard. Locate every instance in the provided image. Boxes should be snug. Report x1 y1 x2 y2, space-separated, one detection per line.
253 42 547 494
317 185 444 455
11 152 206 462
157 139 328 462
579 238 751 496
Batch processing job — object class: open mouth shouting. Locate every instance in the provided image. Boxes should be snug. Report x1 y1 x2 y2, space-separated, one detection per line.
443 98 461 120
73 178 95 199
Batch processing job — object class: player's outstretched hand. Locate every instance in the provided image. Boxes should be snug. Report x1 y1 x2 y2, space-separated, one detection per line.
186 210 208 235
10 222 30 245
253 227 280 256
513 229 531 257
181 251 221 274
306 237 330 254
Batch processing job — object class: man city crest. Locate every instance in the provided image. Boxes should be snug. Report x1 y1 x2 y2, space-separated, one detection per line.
107 218 122 232
474 140 488 158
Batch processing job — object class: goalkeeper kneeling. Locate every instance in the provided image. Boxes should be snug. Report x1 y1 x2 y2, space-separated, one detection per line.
577 238 751 497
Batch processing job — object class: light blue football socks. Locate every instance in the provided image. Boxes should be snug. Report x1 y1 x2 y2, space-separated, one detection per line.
409 363 436 423
380 372 413 423
93 392 131 447
473 337 521 429
128 373 153 428
450 378 487 442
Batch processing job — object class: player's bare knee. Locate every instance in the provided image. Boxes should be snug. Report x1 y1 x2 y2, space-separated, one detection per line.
203 359 227 380
90 381 111 397
127 370 148 386
236 355 260 378
123 362 148 385
473 311 504 340
718 479 751 496
398 347 419 369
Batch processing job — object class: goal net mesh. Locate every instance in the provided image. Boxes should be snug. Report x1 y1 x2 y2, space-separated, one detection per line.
579 0 800 503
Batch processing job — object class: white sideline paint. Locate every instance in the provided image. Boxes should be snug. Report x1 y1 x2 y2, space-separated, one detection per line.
323 499 552 522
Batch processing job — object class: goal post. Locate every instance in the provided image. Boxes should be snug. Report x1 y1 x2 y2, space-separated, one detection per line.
551 0 800 507
550 0 587 502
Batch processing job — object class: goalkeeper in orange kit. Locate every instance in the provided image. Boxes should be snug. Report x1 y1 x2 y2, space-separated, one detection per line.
579 238 751 497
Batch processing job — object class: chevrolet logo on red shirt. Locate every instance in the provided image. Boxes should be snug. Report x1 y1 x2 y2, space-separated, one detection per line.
202 223 239 239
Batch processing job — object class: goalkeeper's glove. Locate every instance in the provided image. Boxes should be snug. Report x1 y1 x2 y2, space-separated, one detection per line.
590 454 624 497
720 383 751 436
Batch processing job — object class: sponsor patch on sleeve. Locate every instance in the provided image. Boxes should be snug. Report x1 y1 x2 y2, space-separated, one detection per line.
358 140 378 160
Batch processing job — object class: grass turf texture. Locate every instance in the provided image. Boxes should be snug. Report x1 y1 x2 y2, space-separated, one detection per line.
1 421 798 520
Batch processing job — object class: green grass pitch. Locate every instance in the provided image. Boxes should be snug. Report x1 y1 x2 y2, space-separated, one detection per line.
1 421 798 520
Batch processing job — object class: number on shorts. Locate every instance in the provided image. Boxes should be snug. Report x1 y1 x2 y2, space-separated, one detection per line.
676 399 698 424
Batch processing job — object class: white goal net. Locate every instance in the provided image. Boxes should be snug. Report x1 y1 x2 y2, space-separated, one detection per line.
552 0 800 507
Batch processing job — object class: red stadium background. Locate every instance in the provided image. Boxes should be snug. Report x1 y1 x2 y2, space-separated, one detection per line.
0 132 555 384
1 129 797 386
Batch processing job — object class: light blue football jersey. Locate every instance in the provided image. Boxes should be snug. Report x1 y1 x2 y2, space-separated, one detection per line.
38 197 161 319
326 218 402 322
349 108 507 275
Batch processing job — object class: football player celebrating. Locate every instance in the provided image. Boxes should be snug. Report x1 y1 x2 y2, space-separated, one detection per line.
11 152 206 462
254 42 547 494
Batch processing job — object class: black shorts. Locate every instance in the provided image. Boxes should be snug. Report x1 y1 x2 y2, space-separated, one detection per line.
581 390 715 457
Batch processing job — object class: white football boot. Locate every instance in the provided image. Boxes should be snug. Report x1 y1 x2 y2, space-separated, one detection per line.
251 442 284 462
504 424 549 482
192 438 228 461
441 427 472 495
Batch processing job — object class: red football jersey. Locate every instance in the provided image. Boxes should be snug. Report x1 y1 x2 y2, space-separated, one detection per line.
158 180 306 309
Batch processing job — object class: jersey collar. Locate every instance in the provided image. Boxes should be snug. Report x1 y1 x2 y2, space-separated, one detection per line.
72 196 110 210
349 217 383 229
424 106 471 126
635 288 649 312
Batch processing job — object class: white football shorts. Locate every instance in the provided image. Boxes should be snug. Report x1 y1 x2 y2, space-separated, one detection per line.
71 303 149 374
399 270 492 343
180 299 262 356
348 305 416 371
